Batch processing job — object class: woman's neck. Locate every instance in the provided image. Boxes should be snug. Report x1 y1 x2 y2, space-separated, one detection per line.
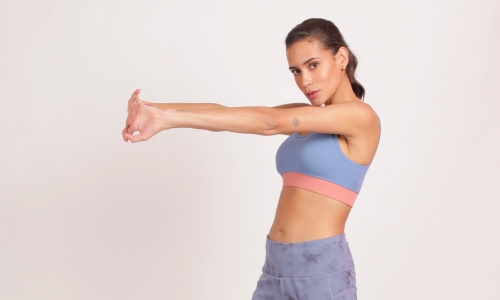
325 74 359 105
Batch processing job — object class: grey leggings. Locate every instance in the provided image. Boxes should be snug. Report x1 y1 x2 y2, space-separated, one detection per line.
251 233 357 299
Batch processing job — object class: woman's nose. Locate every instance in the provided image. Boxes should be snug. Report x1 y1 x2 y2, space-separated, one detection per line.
301 73 313 87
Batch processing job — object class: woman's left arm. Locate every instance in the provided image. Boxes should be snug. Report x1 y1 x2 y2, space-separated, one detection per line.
164 102 375 135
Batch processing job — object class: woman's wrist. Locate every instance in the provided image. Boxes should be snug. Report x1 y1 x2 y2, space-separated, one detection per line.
159 108 180 131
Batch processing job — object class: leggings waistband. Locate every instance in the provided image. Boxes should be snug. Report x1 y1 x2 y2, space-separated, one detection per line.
262 234 354 278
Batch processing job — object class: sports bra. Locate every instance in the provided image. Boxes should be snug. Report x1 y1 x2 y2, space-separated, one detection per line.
275 123 379 207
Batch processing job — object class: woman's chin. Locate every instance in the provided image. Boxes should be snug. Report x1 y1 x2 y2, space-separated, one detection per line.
310 100 325 107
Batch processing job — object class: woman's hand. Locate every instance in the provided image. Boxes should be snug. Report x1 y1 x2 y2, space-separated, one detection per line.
122 89 165 143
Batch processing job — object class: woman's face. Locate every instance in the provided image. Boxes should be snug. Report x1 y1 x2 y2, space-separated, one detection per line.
286 39 347 106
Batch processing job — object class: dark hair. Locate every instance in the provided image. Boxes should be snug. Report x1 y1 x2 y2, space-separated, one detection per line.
285 18 365 101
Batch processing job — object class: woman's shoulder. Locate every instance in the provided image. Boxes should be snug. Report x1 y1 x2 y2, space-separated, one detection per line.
327 100 379 129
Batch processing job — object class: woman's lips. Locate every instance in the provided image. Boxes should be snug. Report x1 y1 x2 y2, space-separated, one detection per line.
307 91 319 98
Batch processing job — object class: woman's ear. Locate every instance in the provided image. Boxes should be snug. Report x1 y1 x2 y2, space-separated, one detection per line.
335 46 350 68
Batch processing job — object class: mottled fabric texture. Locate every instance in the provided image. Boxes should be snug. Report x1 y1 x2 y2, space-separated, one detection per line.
252 234 357 300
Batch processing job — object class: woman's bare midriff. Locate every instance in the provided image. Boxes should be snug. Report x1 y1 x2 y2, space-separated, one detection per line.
267 186 352 243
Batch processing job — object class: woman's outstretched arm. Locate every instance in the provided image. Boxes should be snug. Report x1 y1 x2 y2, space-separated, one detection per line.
123 89 376 143
143 101 310 111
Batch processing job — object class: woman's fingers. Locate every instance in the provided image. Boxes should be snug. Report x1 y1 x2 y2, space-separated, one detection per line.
123 132 143 143
126 98 144 127
132 89 142 105
131 88 141 99
128 93 145 115
123 89 160 143
123 89 143 142
122 127 128 141
128 89 142 111
122 127 142 142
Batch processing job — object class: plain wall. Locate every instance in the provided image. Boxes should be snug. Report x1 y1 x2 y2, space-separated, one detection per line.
1 0 499 299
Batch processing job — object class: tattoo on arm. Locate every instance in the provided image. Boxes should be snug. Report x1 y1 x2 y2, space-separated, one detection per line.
292 117 300 126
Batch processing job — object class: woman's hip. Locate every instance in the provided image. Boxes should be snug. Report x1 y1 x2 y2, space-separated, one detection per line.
252 233 356 299
263 233 355 278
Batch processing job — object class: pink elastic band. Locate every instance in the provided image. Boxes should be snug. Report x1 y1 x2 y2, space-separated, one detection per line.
282 172 358 207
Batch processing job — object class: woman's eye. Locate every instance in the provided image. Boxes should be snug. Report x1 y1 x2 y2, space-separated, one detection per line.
310 63 318 68
291 69 300 75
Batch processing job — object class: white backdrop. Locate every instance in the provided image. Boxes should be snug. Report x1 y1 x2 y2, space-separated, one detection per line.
1 0 499 299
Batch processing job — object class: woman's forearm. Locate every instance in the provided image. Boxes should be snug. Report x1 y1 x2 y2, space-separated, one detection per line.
144 102 226 111
160 106 277 135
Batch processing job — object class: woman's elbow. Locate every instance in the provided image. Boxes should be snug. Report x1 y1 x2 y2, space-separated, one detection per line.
260 107 281 136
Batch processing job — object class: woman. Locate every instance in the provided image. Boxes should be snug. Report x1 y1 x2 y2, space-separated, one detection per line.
123 18 380 299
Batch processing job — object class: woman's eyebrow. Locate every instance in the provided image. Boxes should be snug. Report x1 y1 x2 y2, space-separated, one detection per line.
288 57 320 70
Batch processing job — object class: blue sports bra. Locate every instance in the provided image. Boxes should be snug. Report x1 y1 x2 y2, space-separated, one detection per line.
275 125 379 207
